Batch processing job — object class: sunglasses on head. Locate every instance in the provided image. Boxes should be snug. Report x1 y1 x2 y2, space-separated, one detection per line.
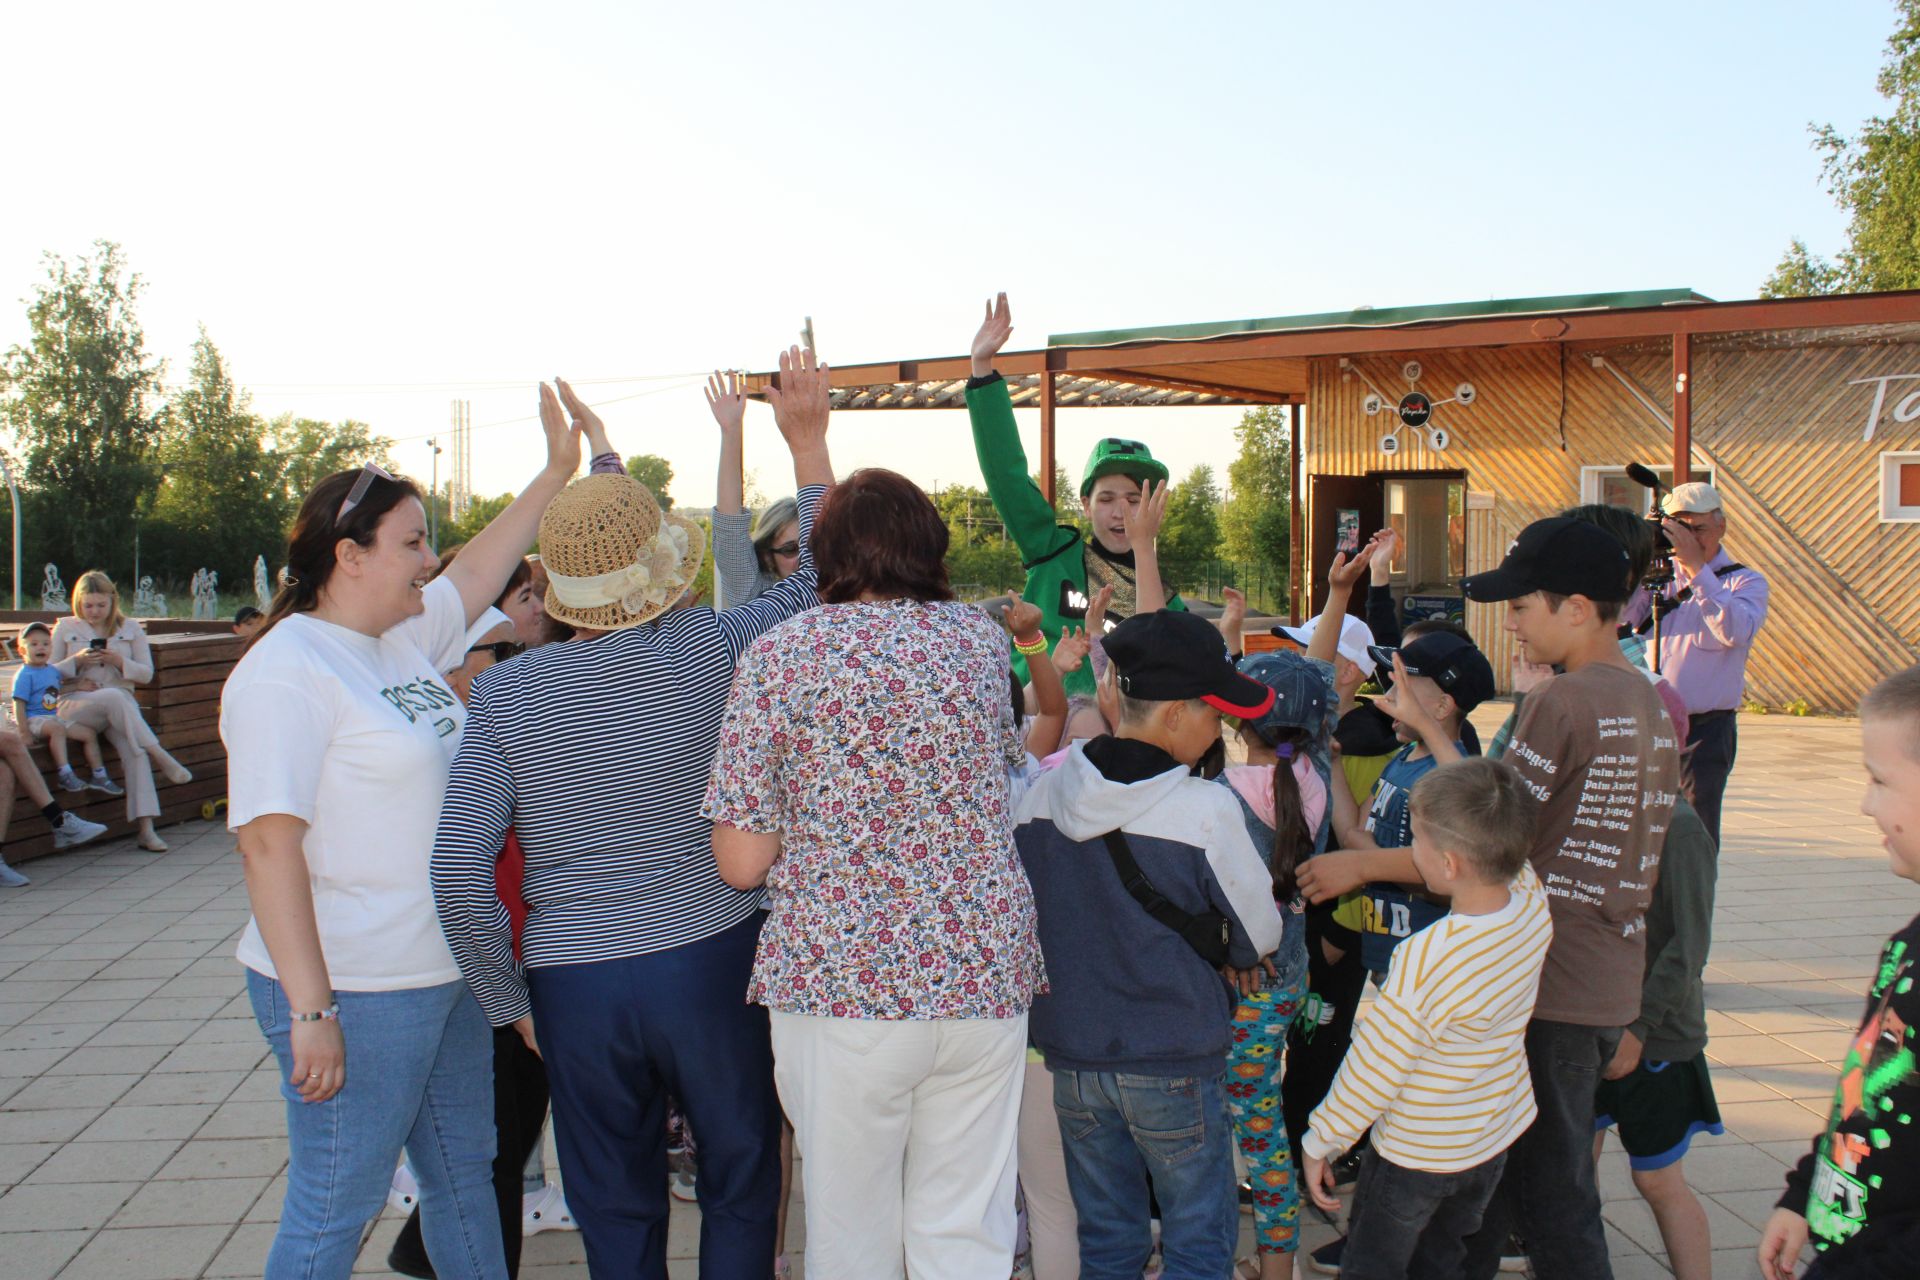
467 641 524 664
336 462 398 523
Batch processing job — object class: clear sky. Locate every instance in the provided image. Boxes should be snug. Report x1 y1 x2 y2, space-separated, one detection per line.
0 0 1897 513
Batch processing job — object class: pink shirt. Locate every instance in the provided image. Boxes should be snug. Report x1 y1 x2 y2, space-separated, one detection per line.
1224 760 1327 840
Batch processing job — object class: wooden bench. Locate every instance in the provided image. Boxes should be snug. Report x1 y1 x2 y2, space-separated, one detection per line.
9 632 240 864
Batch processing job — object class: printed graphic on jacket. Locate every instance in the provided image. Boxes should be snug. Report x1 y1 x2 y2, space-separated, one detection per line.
1357 744 1448 973
1800 928 1920 1254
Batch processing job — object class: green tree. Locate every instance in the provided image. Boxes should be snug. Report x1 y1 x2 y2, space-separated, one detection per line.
1159 464 1223 569
0 241 165 585
441 492 515 547
1764 1 1920 295
267 415 394 519
629 454 674 510
1220 406 1291 567
145 328 285 585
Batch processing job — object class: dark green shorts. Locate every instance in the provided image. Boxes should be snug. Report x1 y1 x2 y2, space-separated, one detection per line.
1594 1052 1724 1171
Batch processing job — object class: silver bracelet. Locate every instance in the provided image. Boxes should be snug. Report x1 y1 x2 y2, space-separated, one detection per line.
289 1003 340 1023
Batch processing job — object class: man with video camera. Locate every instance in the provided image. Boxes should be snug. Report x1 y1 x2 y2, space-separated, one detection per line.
1630 482 1771 846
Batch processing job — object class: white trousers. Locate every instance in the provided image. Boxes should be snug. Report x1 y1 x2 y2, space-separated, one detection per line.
769 1010 1027 1280
57 688 160 821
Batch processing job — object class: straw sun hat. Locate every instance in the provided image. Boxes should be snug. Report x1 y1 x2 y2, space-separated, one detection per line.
538 473 706 631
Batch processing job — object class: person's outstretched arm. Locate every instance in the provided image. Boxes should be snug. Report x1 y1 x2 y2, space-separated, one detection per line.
965 294 1076 565
714 347 833 660
1306 536 1380 666
705 371 762 610
1006 595 1067 757
442 381 583 627
1125 478 1169 613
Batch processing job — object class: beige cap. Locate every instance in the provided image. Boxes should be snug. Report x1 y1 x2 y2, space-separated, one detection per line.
1661 481 1723 515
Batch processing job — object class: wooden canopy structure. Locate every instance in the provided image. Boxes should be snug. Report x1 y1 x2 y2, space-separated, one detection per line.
746 288 1920 708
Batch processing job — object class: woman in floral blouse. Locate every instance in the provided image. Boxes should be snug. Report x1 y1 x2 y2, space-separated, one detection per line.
707 467 1044 1280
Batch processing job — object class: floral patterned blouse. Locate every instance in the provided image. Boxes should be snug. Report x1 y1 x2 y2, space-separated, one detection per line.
704 599 1045 1020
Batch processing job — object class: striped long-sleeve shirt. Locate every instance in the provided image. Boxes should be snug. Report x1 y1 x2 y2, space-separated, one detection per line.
1303 865 1553 1173
430 484 827 1027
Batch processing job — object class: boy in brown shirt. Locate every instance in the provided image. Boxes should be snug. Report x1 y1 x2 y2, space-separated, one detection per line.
1456 516 1682 1280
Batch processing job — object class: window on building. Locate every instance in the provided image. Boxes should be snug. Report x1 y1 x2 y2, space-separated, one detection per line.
1579 465 1718 516
1882 452 1920 523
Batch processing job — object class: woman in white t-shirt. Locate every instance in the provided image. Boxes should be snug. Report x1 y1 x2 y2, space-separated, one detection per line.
221 384 581 1280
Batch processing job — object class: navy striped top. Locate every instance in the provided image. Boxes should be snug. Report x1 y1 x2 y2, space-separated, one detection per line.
430 484 825 1027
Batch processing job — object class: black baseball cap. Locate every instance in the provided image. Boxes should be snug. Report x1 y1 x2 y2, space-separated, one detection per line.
233 606 263 625
1367 632 1497 713
17 621 50 641
1105 611 1277 718
1461 516 1633 604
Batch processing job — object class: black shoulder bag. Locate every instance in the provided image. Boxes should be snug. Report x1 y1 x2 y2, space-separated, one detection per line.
1102 830 1233 968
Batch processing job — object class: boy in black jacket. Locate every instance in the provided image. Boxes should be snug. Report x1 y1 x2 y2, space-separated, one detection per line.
1760 665 1920 1280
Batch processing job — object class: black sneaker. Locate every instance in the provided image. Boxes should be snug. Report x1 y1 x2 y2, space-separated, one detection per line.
1307 1235 1344 1275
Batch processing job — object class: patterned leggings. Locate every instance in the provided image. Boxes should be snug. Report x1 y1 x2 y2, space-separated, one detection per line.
1226 970 1307 1256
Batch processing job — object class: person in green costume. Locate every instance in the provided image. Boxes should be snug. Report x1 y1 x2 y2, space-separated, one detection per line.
964 293 1186 695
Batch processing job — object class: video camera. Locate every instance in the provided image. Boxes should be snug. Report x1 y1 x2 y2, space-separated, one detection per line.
1626 462 1677 591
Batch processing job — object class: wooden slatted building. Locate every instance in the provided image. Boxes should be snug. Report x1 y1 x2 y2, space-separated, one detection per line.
752 289 1920 712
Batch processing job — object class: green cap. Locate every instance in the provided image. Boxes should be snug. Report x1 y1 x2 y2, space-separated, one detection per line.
1079 436 1169 498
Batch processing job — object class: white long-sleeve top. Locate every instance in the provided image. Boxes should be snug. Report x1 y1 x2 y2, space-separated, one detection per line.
51 616 156 691
1304 865 1554 1172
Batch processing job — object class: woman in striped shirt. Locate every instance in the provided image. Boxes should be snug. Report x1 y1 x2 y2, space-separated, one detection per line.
432 348 834 1280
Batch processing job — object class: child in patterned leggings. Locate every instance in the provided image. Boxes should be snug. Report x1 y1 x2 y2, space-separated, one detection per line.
1221 651 1333 1278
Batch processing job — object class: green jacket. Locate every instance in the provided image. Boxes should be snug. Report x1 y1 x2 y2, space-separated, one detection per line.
965 374 1185 695
1630 797 1717 1060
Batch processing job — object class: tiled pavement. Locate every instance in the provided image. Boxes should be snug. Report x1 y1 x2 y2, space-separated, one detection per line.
0 709 1896 1278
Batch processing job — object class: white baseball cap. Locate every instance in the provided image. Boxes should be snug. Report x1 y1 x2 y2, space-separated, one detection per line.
1272 613 1377 676
1661 482 1723 516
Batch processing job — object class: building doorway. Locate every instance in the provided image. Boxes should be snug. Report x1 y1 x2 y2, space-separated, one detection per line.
1309 471 1468 629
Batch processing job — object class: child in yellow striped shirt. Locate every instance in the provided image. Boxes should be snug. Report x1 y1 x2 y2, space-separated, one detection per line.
1301 757 1553 1280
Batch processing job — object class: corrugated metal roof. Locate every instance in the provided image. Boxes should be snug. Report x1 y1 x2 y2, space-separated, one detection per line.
1047 288 1716 348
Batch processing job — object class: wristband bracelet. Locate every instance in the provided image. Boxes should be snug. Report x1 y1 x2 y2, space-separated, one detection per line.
289 1003 340 1023
1012 634 1049 657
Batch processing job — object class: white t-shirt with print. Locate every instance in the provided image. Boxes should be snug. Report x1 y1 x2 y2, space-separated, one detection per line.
223 578 471 991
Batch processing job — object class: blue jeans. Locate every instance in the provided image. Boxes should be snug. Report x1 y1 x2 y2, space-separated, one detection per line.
1343 1147 1508 1280
528 914 781 1279
248 970 505 1280
1053 1070 1238 1280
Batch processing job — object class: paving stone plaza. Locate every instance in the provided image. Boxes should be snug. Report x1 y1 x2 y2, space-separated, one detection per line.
0 710 1893 1278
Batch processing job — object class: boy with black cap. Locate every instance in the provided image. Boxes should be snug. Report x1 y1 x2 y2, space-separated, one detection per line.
1015 609 1285 1278
1455 516 1683 1280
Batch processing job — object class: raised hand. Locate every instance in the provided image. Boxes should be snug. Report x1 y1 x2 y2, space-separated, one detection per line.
971 293 1013 379
1375 653 1438 737
705 370 746 435
1052 625 1091 674
1327 537 1381 592
764 346 830 453
1003 591 1044 640
1124 478 1170 549
1370 527 1398 584
537 382 587 480
1084 582 1115 636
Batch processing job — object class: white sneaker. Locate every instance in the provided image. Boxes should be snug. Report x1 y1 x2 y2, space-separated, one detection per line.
0 861 28 887
522 1184 577 1234
51 813 108 850
387 1162 420 1215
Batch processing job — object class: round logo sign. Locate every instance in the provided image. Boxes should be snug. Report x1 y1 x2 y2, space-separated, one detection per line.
1429 427 1451 452
1398 392 1432 428
1380 433 1402 456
